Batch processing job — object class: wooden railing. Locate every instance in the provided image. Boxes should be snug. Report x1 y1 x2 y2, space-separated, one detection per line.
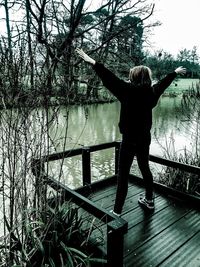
31 141 200 266
32 141 127 267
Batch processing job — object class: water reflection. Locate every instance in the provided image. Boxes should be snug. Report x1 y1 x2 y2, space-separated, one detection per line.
151 97 193 155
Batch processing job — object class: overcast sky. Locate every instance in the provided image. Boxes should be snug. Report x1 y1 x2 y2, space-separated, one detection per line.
149 0 200 55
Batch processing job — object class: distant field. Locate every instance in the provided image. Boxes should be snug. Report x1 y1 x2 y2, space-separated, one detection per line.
166 78 199 93
79 78 200 97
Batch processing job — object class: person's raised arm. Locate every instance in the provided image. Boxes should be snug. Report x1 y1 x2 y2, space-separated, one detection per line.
153 66 186 101
75 48 126 100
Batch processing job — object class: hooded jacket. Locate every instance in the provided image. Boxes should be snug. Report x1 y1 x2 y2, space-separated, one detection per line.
93 62 177 142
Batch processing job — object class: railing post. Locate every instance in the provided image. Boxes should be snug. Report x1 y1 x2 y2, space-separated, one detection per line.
82 147 91 186
115 141 121 175
107 218 128 267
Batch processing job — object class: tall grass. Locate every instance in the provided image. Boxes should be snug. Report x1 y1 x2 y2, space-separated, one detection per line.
0 200 105 266
156 80 200 196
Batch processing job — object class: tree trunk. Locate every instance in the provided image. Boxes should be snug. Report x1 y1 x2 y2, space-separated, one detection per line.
26 0 34 89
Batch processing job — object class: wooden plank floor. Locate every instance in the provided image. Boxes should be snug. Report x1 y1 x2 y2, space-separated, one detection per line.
88 181 200 267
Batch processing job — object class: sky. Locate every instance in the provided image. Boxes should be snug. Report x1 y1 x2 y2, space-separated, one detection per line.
149 0 200 56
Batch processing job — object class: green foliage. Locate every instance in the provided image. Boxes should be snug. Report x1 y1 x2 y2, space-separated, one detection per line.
159 149 200 196
94 8 109 18
81 14 95 26
145 48 200 80
115 15 144 65
1 202 106 267
145 51 177 80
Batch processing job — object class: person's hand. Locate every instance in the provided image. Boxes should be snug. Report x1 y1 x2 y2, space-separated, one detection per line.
75 48 96 65
175 66 187 75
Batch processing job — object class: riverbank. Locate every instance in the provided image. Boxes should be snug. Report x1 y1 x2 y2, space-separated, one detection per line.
0 78 198 109
0 93 117 110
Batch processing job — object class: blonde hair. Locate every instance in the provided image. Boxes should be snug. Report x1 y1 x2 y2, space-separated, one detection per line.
129 65 152 87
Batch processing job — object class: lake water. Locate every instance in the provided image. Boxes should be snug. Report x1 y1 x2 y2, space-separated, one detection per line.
47 96 195 188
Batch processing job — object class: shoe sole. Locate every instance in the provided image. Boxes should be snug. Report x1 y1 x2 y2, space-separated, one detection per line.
138 200 155 211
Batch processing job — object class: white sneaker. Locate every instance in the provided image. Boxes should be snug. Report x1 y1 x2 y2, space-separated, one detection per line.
110 210 121 217
138 196 155 211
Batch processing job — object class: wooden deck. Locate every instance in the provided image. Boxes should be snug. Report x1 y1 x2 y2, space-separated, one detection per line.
87 179 200 267
32 141 200 267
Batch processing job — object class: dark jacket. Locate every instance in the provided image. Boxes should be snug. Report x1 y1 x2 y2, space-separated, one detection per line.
93 62 177 141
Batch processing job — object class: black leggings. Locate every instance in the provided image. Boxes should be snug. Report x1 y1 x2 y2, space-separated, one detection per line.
114 135 153 214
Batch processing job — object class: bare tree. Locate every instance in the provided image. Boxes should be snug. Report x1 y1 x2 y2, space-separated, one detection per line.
23 0 156 100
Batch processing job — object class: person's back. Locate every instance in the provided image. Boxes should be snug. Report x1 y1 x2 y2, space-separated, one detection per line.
118 81 154 140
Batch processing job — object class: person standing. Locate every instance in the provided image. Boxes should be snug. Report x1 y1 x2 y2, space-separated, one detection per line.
76 48 186 215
